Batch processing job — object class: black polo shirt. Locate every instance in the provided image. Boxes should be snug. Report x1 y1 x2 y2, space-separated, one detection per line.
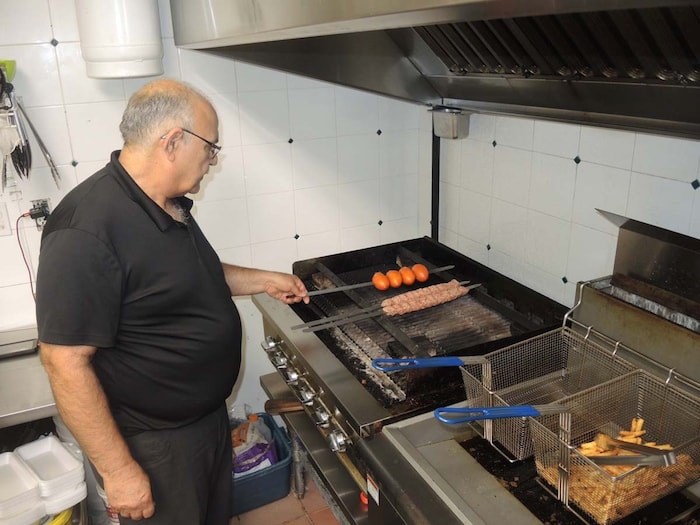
36 151 242 435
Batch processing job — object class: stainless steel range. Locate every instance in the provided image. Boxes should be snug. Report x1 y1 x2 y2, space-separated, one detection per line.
254 223 700 525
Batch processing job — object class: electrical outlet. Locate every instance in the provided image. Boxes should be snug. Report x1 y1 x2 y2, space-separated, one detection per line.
0 201 11 236
30 198 51 230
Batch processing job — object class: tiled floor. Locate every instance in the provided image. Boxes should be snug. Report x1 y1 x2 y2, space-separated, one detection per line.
230 477 342 525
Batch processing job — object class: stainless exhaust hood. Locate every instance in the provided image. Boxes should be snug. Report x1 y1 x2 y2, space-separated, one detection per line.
171 0 700 139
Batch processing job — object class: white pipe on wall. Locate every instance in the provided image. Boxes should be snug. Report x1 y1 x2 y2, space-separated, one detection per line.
75 0 164 78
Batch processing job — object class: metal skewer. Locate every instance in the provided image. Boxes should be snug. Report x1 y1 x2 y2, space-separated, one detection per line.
295 282 481 333
306 264 456 296
290 305 383 330
302 308 384 332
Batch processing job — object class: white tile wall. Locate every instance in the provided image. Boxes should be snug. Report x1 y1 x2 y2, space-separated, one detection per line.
242 142 293 195
335 87 380 135
493 146 532 204
0 0 51 45
338 134 380 184
294 186 340 235
441 115 700 307
528 153 576 220
0 1 429 410
495 116 534 150
291 138 338 189
288 87 336 140
532 121 580 158
461 139 493 195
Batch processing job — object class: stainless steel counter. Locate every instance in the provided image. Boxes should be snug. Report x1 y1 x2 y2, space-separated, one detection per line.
0 328 56 428
382 407 542 525
261 371 541 525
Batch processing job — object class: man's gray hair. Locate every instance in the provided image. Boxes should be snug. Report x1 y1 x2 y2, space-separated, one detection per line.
119 79 207 146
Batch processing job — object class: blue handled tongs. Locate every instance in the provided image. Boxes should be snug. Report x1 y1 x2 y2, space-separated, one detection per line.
372 356 486 371
434 404 567 424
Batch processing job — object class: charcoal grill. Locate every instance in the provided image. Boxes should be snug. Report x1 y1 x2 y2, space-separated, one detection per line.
255 218 700 525
254 236 566 522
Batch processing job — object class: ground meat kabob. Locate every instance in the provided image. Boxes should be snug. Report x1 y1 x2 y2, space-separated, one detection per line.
381 279 469 315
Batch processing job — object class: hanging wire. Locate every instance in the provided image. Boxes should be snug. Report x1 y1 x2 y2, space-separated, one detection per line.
15 212 36 301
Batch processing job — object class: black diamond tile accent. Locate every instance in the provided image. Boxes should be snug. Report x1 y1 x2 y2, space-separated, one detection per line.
562 276 568 284
491 140 497 147
376 130 382 136
50 39 59 47
288 138 293 144
574 156 581 164
486 244 491 251
692 179 700 190
377 220 383 226
294 234 299 240
71 160 78 167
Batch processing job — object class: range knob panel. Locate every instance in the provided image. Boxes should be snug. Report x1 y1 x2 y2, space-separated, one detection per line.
270 352 288 369
295 383 316 405
312 406 331 428
282 368 300 384
260 336 282 352
328 430 348 452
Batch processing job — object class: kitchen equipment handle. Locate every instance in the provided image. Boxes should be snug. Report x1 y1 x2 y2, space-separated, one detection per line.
589 452 677 467
372 357 467 371
434 405 541 424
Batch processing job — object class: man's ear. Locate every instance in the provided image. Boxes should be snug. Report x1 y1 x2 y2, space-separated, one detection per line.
161 129 183 160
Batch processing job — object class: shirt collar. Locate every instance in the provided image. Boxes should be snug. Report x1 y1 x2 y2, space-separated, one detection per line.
109 150 193 232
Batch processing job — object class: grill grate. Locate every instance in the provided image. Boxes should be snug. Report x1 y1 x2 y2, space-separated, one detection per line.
418 6 700 83
317 292 513 407
302 261 521 407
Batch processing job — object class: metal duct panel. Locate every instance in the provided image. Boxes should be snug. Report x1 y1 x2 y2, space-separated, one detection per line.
172 0 700 138
418 7 700 83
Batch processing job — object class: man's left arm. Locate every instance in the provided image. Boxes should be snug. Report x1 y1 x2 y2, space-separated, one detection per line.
221 263 309 304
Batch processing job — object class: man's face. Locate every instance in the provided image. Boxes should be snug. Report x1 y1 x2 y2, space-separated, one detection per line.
180 102 219 195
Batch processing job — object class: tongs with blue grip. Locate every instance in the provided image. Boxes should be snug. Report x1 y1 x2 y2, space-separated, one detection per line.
372 356 486 372
434 404 566 424
433 404 677 467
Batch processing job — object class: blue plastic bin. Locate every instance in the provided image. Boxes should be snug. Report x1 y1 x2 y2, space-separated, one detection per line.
231 413 292 516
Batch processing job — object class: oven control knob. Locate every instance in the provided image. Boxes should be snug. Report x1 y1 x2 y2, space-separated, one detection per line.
260 336 282 352
270 352 288 369
328 430 347 453
282 368 300 384
296 385 316 405
312 407 330 428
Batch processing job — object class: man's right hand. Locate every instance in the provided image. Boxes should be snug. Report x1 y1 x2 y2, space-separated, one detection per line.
39 342 156 519
104 461 155 520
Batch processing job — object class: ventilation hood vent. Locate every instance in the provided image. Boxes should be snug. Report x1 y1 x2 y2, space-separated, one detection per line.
171 0 700 139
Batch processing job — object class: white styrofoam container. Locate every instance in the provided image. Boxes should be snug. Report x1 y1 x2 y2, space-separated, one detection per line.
0 452 40 519
43 481 86 515
0 501 45 525
14 437 84 498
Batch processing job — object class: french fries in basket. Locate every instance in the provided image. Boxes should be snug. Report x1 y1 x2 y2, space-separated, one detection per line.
576 418 673 476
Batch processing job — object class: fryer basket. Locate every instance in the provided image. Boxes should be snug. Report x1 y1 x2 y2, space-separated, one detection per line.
530 369 700 524
461 327 636 460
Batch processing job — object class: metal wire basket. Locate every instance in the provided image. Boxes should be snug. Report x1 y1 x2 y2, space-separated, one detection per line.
461 326 636 460
530 369 700 524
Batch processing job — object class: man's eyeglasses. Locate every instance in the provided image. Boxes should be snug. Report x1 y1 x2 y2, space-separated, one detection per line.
181 128 222 159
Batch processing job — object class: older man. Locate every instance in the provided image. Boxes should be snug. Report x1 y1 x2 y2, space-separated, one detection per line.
36 79 308 524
